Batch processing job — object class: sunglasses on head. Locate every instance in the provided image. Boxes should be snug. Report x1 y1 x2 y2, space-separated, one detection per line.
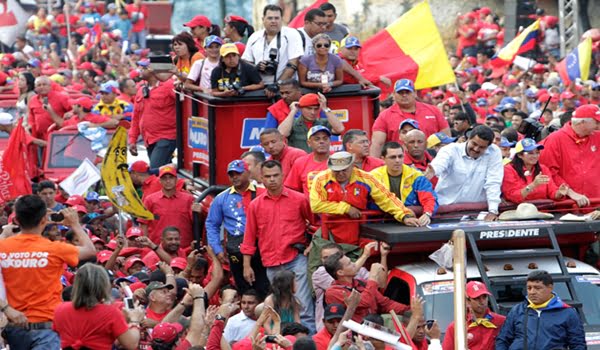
315 43 330 49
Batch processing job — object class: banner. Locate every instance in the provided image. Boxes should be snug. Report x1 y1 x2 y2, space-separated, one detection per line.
0 122 31 204
60 158 101 196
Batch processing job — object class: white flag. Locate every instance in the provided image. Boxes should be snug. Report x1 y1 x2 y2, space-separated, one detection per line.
60 158 101 196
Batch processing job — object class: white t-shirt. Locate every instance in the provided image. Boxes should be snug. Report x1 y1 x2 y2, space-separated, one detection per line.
188 58 220 90
242 26 304 82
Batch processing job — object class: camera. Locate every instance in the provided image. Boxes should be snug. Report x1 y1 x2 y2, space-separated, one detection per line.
265 335 277 343
225 80 245 95
260 48 279 76
518 118 544 141
265 84 279 94
49 213 64 222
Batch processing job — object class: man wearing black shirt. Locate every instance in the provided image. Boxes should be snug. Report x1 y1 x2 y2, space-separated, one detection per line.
210 44 264 97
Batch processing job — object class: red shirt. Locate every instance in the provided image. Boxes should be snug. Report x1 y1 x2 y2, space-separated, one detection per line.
53 302 128 349
146 307 170 322
61 113 111 128
240 188 312 267
140 175 186 201
502 164 559 203
539 123 600 198
141 190 195 248
28 91 72 140
312 327 332 350
129 79 177 146
359 155 385 172
324 279 409 322
339 53 379 85
266 99 290 125
372 101 448 142
270 145 307 181
125 4 149 33
55 14 80 37
284 153 329 194
442 311 506 350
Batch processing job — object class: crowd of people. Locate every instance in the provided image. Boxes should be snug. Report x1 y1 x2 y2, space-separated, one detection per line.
0 1 599 349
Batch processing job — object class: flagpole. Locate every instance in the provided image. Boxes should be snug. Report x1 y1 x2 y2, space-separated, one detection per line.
452 230 467 350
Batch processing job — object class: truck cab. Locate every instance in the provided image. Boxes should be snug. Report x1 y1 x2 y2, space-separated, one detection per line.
385 257 600 348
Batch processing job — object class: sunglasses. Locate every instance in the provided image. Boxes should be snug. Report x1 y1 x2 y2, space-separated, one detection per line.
315 43 331 49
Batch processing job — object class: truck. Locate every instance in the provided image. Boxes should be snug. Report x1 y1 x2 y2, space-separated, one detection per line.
173 87 600 348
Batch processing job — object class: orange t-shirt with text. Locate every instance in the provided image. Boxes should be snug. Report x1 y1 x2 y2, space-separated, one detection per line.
0 234 79 322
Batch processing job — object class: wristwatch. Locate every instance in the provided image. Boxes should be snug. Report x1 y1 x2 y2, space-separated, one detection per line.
489 209 499 215
215 314 226 321
323 107 332 113
424 212 432 218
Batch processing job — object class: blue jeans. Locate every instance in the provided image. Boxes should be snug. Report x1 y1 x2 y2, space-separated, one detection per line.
147 139 176 170
131 30 147 49
3 327 60 350
266 254 316 334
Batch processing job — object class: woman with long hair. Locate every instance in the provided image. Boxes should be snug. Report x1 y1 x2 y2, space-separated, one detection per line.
172 31 204 82
298 33 343 93
501 138 574 203
16 71 36 122
263 270 300 333
223 15 254 43
53 263 144 350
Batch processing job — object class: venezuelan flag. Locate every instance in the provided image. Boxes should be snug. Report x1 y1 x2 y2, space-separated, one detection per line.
491 20 540 67
359 1 455 90
556 37 593 84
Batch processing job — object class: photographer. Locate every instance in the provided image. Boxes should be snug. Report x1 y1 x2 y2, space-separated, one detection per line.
210 43 264 98
242 4 304 98
0 196 96 349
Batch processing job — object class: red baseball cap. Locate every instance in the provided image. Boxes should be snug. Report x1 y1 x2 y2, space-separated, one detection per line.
66 194 85 207
560 90 575 100
126 226 143 238
106 239 118 250
74 205 88 214
298 93 320 108
1 54 15 66
71 96 96 110
129 160 149 173
78 62 93 71
573 104 600 121
224 15 248 24
158 165 177 178
124 256 145 272
531 63 546 74
492 88 506 96
466 281 492 298
129 281 147 292
152 322 184 342
170 257 187 271
91 236 106 245
96 250 112 263
184 15 211 28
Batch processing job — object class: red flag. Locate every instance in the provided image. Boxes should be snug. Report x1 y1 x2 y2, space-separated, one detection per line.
0 122 32 204
288 0 328 29
391 312 418 349
86 22 102 49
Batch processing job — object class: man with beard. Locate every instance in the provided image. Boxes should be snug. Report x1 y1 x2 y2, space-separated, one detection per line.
285 126 332 195
425 125 502 221
138 226 187 266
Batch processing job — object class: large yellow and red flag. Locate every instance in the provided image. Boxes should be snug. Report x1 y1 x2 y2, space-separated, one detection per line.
359 1 455 90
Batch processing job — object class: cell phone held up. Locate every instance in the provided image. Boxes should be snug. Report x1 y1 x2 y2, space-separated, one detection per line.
124 297 134 310
426 319 435 330
264 335 277 343
49 213 64 222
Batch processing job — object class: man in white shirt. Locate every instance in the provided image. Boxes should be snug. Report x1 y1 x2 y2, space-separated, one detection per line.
223 289 261 344
425 125 503 221
242 4 304 95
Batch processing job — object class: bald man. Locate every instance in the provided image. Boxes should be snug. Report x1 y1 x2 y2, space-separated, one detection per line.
403 129 433 173
28 76 71 140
